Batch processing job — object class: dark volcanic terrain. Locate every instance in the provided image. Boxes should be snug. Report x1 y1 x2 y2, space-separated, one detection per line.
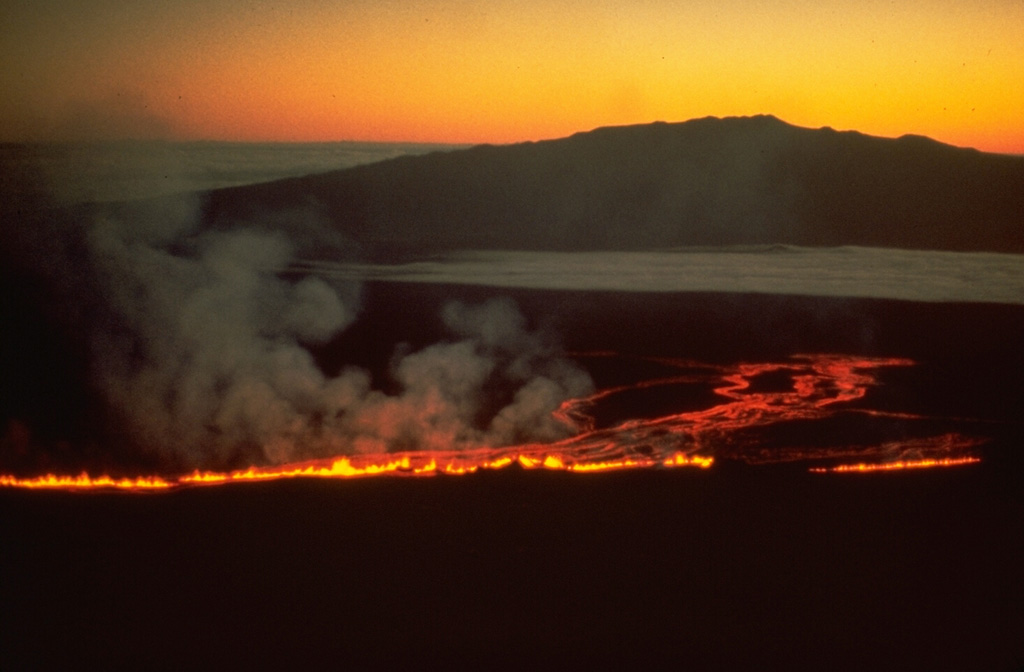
196 115 1024 257
2 117 1023 668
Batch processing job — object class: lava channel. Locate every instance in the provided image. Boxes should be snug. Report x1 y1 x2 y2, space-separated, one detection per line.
0 354 985 492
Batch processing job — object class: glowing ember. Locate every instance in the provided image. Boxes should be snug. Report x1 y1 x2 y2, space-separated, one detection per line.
0 354 985 492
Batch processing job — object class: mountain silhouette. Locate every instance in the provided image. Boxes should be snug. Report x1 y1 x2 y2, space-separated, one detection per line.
199 115 1024 258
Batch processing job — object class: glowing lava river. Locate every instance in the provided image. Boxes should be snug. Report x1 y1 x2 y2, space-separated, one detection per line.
0 353 986 492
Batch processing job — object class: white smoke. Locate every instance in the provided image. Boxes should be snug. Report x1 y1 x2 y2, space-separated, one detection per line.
342 299 593 455
78 199 592 469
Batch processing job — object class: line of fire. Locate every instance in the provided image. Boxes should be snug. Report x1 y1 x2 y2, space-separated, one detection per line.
1 354 986 492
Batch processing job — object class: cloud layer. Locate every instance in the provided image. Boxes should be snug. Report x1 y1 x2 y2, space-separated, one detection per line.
309 246 1024 305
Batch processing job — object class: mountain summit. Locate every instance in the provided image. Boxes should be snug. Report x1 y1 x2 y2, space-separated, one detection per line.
201 116 1024 257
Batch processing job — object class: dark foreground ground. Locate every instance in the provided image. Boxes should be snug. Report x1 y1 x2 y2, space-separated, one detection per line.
2 284 1023 670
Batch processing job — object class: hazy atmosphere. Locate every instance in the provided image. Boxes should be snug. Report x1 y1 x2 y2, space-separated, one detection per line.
4 116 1022 474
2 0 1023 151
2 2 1022 669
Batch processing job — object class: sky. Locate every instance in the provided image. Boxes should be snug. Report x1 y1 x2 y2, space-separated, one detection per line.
2 0 1023 152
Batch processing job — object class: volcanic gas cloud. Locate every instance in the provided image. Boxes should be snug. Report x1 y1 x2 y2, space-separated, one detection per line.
0 189 986 492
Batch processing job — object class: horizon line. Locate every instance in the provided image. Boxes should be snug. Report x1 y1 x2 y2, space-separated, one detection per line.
4 115 1023 157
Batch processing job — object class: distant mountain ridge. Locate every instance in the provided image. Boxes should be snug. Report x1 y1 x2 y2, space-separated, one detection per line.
200 115 1024 258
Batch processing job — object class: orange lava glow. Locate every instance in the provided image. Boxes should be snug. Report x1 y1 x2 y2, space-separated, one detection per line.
0 474 174 491
809 457 982 473
0 354 986 492
0 451 713 492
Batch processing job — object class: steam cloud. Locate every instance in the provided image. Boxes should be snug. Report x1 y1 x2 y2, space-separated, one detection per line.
4 190 592 471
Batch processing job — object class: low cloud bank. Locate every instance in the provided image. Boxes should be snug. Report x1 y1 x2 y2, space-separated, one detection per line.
311 247 1024 305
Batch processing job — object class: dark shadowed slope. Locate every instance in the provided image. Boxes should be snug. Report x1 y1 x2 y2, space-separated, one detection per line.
198 115 1024 258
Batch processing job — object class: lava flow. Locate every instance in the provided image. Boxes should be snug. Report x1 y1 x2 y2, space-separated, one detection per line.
0 354 985 492
809 456 983 473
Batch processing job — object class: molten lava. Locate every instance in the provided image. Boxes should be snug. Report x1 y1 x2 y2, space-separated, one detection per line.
0 354 984 492
808 457 982 473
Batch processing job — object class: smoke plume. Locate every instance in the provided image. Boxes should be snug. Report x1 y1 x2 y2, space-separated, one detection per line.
2 187 592 472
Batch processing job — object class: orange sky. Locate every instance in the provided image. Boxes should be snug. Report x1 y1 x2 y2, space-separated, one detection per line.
2 0 1022 152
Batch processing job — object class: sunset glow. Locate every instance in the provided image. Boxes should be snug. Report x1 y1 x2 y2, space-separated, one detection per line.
2 1 1022 152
